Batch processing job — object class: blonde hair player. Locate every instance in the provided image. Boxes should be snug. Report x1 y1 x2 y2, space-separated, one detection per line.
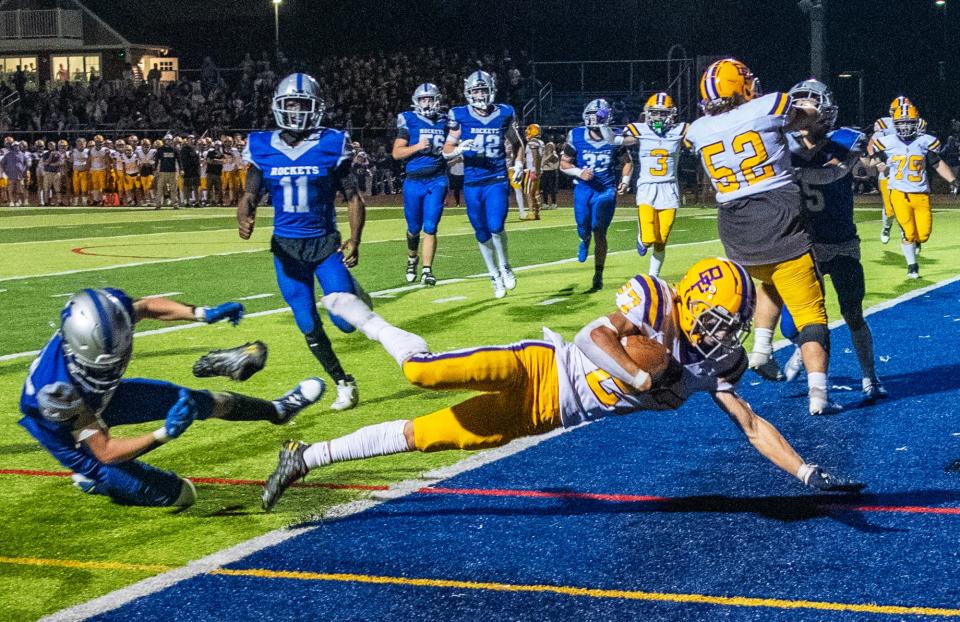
260 258 865 510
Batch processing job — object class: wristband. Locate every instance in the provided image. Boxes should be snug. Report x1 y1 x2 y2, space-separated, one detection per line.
796 462 815 484
620 175 630 186
630 369 652 392
562 167 583 178
194 306 207 322
152 427 170 444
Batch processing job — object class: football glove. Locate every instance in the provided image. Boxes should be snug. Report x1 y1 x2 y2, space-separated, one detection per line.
199 301 245 326
165 389 199 439
800 464 866 493
510 163 524 185
192 340 268 381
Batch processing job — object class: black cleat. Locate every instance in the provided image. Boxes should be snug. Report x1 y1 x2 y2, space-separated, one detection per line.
405 256 418 283
273 378 325 423
421 268 437 287
589 272 603 292
262 440 311 511
192 341 268 381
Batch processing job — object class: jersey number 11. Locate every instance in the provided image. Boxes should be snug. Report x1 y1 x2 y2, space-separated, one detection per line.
279 175 309 213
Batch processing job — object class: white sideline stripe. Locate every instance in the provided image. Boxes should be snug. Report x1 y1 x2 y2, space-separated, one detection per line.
539 297 568 306
39 254 960 622
433 296 467 304
39 424 582 622
49 292 74 298
0 237 724 363
0 217 639 282
236 293 274 301
142 292 183 299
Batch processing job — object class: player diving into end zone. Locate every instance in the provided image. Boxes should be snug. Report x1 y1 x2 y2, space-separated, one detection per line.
261 258 864 510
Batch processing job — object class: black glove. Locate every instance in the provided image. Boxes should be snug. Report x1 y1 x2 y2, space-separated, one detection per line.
801 464 866 493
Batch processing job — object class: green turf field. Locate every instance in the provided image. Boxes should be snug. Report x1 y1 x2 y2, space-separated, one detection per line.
0 199 958 620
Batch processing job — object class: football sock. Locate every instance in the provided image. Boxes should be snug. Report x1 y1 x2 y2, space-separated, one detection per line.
901 241 917 266
305 326 348 384
303 420 411 468
752 327 774 358
478 239 499 276
649 249 665 278
881 208 889 227
213 392 285 424
406 232 419 253
850 323 877 383
491 232 509 267
807 371 828 400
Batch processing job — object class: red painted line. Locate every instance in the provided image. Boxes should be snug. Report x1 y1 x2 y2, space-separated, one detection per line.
3 468 959 516
71 246 158 259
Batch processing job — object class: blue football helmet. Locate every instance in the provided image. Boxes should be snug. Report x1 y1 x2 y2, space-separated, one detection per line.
273 73 325 131
464 71 496 111
412 83 442 119
788 79 838 129
583 98 612 129
60 289 134 394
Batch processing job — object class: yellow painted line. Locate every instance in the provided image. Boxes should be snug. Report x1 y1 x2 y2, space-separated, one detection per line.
0 555 173 573
210 568 960 618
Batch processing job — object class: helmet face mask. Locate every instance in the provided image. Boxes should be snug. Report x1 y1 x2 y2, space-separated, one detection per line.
582 98 611 129
644 93 677 134
463 71 496 111
893 103 920 139
273 73 326 132
687 301 750 366
412 83 441 119
788 79 838 132
60 289 134 395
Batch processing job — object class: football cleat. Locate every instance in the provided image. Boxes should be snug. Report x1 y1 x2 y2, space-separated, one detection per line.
636 238 648 257
907 264 920 280
273 377 325 423
491 275 507 299
330 378 359 411
405 256 418 283
192 341 268 381
578 239 589 263
802 465 866 493
501 265 517 290
748 352 785 381
590 273 603 292
880 223 891 244
809 397 843 416
783 347 804 382
862 379 889 402
71 473 98 495
262 440 310 511
421 268 437 287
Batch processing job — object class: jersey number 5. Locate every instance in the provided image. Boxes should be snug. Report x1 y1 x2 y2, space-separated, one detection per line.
700 130 776 193
279 175 309 213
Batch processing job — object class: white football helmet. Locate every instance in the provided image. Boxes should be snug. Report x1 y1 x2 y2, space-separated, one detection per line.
60 289 134 394
412 83 442 119
273 73 325 131
464 71 496 111
788 79 838 129
582 98 612 128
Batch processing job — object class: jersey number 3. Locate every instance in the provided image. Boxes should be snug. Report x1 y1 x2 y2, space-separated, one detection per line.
279 175 309 213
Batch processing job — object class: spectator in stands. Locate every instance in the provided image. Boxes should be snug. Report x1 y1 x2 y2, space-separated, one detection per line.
56 64 69 82
371 145 394 195
147 63 162 94
201 57 219 94
352 142 371 196
13 66 26 95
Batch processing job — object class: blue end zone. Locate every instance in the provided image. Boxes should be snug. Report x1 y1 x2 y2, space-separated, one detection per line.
90 281 960 621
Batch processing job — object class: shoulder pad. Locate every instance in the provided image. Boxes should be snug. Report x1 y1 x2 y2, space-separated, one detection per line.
37 381 86 423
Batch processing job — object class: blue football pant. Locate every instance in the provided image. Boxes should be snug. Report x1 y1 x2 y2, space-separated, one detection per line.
573 185 617 241
19 378 214 506
404 175 448 236
464 182 509 243
274 249 358 334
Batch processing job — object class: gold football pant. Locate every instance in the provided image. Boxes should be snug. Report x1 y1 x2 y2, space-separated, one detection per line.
403 341 562 452
638 205 677 247
89 170 107 193
878 177 895 218
72 171 89 195
889 190 931 244
746 252 827 331
523 173 541 216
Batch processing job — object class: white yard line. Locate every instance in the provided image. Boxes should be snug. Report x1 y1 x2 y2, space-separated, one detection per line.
142 292 183 299
41 270 960 622
538 297 569 306
236 293 274 301
432 296 468 304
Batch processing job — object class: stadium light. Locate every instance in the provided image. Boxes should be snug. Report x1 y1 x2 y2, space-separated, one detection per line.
838 70 864 129
935 0 946 7
273 0 282 56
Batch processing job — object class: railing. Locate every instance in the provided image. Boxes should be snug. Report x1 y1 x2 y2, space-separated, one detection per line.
0 9 82 39
521 81 552 123
1 91 20 110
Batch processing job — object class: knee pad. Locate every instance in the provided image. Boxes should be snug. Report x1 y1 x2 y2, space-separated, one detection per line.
797 323 830 351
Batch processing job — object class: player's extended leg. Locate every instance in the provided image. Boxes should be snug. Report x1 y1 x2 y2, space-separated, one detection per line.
403 178 426 283
913 193 932 244
891 190 920 277
419 175 447 286
312 251 363 410
637 202 657 257
590 188 617 291
747 275 787 381
524 173 541 219
574 184 594 263
650 207 677 279
464 184 503 297
486 183 515 291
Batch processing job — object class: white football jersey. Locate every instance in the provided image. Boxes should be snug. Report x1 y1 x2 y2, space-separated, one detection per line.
222 148 240 171
625 121 688 184
524 138 543 171
88 147 109 170
70 148 89 170
550 274 733 427
121 154 141 175
871 132 942 193
684 92 794 202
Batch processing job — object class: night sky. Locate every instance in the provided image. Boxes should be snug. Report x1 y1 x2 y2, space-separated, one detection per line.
80 0 960 127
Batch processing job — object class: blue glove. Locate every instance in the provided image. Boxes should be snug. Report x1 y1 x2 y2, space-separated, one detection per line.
165 389 198 439
595 106 611 126
203 302 244 326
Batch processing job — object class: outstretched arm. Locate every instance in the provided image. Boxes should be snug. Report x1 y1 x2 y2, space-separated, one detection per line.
133 296 244 325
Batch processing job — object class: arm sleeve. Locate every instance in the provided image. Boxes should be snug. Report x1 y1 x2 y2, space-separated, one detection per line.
337 132 354 167
446 109 460 132
241 140 258 169
562 130 576 159
396 114 410 141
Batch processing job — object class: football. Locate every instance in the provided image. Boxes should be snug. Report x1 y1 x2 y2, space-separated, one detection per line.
622 335 671 379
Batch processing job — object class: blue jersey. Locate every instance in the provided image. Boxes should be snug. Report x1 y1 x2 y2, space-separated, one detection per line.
564 126 622 191
447 104 517 186
790 127 862 244
20 288 135 432
396 112 446 179
244 129 352 239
